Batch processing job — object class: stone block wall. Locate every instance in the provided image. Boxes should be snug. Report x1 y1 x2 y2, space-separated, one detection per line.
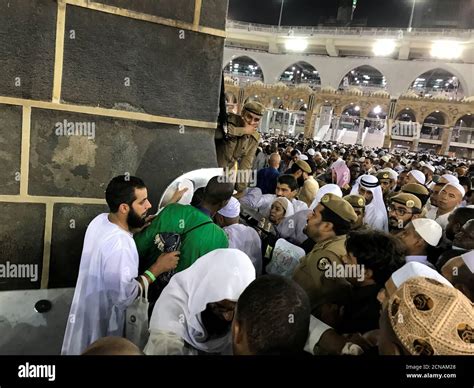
0 0 227 290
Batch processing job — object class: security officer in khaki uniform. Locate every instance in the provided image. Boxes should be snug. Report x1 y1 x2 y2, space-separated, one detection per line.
292 193 357 313
377 171 394 205
343 194 366 230
216 101 265 194
387 192 422 233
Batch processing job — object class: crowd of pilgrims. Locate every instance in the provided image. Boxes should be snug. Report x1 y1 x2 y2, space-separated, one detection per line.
62 135 473 356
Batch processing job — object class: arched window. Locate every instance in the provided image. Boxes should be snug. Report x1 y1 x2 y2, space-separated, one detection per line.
408 68 464 100
366 105 387 131
279 62 321 88
340 104 361 131
223 56 264 86
453 114 474 144
395 108 417 122
339 65 387 91
421 111 446 141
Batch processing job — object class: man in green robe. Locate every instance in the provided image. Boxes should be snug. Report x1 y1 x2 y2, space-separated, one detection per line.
134 176 234 274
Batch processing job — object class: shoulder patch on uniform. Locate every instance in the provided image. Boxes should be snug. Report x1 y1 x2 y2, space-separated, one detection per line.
317 257 331 271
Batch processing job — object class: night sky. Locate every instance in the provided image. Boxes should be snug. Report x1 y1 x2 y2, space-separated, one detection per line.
228 0 416 28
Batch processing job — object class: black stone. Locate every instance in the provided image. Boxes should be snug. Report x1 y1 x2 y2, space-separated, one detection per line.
62 5 224 122
29 108 218 207
0 0 56 101
200 0 228 30
0 203 45 291
0 104 22 195
49 203 109 288
94 0 194 23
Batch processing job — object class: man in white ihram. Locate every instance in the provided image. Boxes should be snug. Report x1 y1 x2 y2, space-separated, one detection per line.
62 176 178 355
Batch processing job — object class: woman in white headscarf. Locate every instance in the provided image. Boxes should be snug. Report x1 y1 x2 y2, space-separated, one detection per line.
144 248 256 355
269 197 295 225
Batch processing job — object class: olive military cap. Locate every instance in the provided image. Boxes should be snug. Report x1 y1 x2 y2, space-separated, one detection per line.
377 171 392 181
401 183 430 196
390 193 422 212
295 160 312 174
320 193 358 223
343 194 366 209
243 101 265 116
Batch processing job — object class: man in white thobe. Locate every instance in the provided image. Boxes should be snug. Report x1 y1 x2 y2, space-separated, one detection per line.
351 175 388 232
62 176 178 355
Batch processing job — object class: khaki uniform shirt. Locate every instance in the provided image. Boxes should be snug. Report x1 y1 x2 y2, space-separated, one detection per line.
292 234 350 310
216 113 260 192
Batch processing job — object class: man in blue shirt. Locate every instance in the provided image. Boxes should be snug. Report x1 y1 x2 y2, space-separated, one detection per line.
256 153 281 194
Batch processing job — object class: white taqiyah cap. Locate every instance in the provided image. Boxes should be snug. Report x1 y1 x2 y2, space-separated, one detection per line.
217 196 240 218
409 170 426 185
412 218 442 247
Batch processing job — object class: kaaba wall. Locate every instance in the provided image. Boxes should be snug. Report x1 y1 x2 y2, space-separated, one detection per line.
0 0 227 290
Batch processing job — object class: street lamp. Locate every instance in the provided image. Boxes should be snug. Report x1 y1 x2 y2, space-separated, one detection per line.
408 0 416 32
278 0 285 29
